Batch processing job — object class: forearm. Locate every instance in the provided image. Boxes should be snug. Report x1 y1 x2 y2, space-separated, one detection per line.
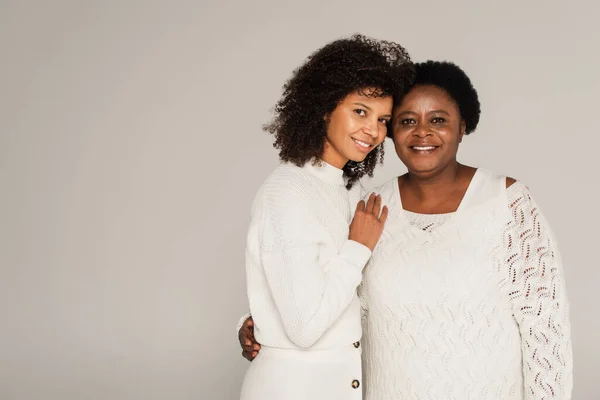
263 239 371 348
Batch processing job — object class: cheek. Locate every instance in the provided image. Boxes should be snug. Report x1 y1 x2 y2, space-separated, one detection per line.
393 142 411 164
376 126 388 144
438 129 461 144
325 118 343 141
391 135 407 155
392 129 409 144
328 115 358 139
345 117 363 134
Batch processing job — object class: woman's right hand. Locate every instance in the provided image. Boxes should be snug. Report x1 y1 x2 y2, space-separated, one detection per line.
349 193 388 251
239 316 261 361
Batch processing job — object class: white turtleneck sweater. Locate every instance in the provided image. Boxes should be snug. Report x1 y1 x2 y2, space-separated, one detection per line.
244 161 371 349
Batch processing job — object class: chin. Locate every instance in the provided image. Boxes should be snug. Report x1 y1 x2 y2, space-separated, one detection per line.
349 155 370 164
405 161 439 174
346 149 371 163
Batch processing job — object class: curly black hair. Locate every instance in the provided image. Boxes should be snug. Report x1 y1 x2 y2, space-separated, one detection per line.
393 60 481 135
264 34 414 189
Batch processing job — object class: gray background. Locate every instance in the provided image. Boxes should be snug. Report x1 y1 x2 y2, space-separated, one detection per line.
1 0 598 399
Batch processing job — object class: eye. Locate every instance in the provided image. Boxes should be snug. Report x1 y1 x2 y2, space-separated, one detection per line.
401 118 416 125
354 109 367 117
431 117 446 124
379 118 390 125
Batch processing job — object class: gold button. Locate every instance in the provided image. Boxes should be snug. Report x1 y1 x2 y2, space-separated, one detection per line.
352 379 360 389
353 341 360 348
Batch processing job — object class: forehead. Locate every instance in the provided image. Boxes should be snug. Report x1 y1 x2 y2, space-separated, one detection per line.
394 85 458 111
342 89 393 106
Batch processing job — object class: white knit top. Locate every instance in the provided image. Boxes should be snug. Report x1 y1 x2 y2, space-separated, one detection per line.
359 169 573 400
244 161 372 349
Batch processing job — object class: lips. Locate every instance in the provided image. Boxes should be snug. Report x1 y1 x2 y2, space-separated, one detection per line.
411 145 437 151
408 144 440 153
352 138 374 153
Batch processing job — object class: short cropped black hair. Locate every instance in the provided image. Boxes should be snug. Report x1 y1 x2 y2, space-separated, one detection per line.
264 34 414 188
398 60 481 135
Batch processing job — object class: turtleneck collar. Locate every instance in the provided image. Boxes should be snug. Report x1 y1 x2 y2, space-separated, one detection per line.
303 159 346 186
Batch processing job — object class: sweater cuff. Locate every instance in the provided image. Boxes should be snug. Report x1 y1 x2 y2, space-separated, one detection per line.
236 312 252 335
339 240 372 271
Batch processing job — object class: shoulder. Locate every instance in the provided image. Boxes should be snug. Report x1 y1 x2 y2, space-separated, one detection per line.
253 163 320 212
260 163 315 196
473 166 519 191
348 179 367 202
265 163 312 185
360 176 401 212
503 180 559 244
502 179 545 228
368 176 399 204
472 168 521 194
505 178 534 206
475 169 529 199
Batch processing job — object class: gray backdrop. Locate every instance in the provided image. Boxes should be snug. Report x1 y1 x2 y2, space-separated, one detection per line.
1 0 598 399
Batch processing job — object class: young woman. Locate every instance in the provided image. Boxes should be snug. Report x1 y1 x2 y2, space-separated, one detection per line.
239 35 413 400
240 61 573 400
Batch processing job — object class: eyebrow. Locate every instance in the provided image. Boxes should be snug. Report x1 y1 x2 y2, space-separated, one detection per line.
430 109 450 115
353 102 372 111
395 110 416 117
395 109 450 117
353 102 392 118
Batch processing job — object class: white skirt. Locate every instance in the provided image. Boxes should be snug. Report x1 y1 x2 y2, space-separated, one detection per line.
240 345 362 400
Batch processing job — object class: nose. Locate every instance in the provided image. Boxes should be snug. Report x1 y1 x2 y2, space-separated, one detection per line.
414 126 432 138
362 118 382 139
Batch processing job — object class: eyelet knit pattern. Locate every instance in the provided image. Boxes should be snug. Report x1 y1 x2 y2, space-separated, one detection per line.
359 171 572 400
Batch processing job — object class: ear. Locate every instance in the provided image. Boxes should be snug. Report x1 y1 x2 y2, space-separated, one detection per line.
459 120 466 143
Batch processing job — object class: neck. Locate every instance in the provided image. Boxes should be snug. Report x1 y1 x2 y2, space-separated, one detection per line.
403 162 464 201
321 140 349 170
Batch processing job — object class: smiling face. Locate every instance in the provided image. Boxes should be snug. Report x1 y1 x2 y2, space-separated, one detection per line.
391 84 466 176
321 89 392 169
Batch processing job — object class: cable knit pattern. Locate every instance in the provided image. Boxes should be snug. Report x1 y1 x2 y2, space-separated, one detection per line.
245 161 371 350
359 170 572 400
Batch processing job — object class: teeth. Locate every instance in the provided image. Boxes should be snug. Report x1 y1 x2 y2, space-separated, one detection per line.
413 146 436 151
355 140 371 148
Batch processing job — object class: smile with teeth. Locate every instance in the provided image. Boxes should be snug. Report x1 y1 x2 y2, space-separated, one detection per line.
411 145 438 151
353 139 373 149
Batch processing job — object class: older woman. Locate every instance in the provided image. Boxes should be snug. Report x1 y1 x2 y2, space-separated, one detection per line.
359 60 572 399
239 61 573 400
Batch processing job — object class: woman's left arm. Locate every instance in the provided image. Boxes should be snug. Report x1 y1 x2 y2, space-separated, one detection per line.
507 182 573 399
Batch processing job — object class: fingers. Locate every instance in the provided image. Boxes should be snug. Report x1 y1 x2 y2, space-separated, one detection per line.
242 340 260 361
372 194 382 217
380 205 389 224
365 193 376 213
240 325 260 349
242 350 254 361
242 341 260 352
241 333 260 361
242 341 254 353
240 316 260 361
355 199 366 213
241 332 255 349
355 193 387 222
240 329 258 346
239 327 255 348
247 338 261 351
